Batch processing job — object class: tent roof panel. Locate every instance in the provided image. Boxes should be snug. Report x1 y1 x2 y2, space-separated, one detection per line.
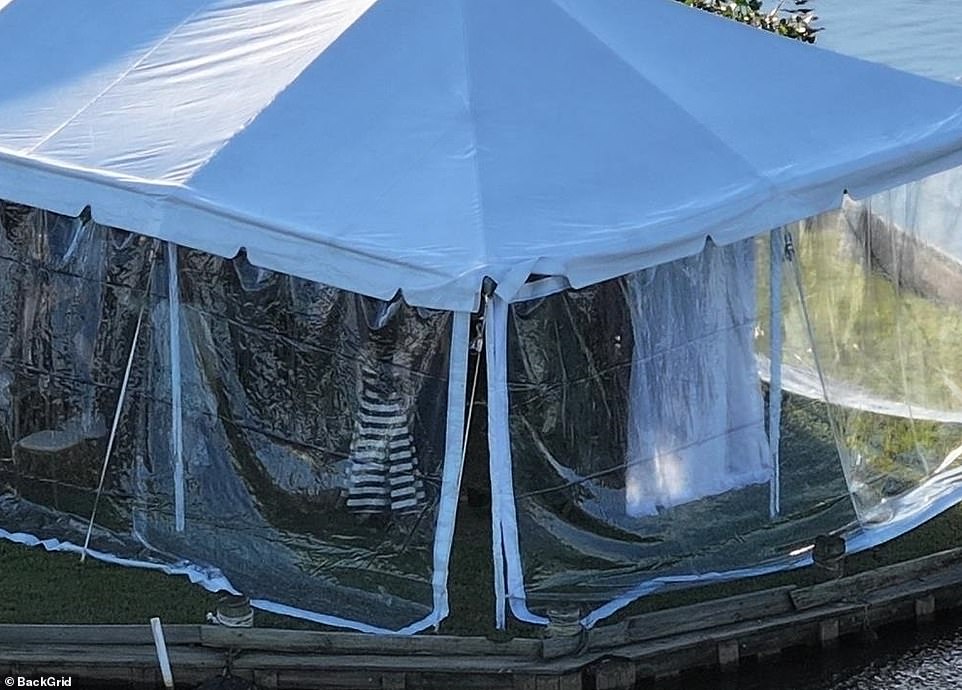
0 0 961 309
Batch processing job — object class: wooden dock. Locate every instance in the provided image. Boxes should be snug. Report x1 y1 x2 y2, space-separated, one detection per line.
3 547 962 689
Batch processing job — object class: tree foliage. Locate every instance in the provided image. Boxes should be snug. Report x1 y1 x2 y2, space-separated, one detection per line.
677 0 819 43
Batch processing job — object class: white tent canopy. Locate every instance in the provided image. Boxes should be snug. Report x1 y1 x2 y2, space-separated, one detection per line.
1 0 962 310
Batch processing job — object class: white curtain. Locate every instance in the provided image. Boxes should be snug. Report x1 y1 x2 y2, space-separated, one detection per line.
625 239 771 516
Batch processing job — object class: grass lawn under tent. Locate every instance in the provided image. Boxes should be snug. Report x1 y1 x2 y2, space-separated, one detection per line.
2 487 962 637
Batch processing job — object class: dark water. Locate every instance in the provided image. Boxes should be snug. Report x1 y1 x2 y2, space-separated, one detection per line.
689 3 962 688
682 616 962 689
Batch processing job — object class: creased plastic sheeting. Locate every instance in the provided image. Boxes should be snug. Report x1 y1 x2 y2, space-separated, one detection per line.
0 201 466 633
493 168 962 628
493 237 857 626
776 181 962 535
623 240 770 517
0 202 155 553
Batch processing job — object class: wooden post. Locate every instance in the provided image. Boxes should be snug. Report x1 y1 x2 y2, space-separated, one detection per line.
512 677 537 690
382 672 406 689
717 639 740 672
256 670 279 689
915 594 936 625
818 619 840 650
594 659 635 690
535 676 560 690
812 535 846 583
558 673 583 690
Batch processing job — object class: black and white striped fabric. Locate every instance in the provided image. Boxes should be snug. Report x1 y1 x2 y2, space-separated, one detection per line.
346 363 426 514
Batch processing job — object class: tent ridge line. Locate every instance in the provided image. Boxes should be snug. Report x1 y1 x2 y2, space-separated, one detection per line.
544 0 774 189
176 0 383 191
457 0 492 270
23 4 210 157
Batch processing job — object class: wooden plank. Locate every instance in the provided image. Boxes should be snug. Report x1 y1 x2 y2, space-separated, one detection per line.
0 644 223 669
382 672 406 689
592 658 635 690
534 599 867 680
410 672 514 690
618 585 797 645
199 626 540 658
3 549 962 689
274 669 512 690
932 577 962 611
568 621 626 652
859 567 962 624
0 624 202 646
274 669 383 690
631 641 722 680
605 564 962 680
584 601 864 675
0 663 149 685
0 664 214 688
791 548 962 611
226 652 546 673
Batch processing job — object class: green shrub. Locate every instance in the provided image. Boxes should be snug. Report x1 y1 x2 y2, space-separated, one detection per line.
677 0 819 43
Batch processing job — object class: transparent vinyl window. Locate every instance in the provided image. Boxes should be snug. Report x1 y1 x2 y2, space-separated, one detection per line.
0 203 155 546
496 238 854 621
495 169 962 625
771 182 962 533
0 201 464 632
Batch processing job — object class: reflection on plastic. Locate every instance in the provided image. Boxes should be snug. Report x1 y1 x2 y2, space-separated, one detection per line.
496 174 962 626
497 239 839 620
778 187 962 529
0 202 458 632
624 241 770 517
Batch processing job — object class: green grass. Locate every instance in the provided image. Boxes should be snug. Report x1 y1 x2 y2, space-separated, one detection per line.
0 489 508 635
2 499 961 635
757 215 962 412
0 541 214 625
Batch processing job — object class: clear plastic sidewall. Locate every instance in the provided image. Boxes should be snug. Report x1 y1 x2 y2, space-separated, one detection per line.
0 201 459 631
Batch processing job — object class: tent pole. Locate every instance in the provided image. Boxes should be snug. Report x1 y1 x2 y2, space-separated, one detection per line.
462 305 487 461
484 295 508 630
769 228 784 518
167 242 185 533
81 240 158 563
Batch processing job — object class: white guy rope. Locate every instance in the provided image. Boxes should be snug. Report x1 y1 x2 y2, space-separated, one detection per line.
81 242 157 563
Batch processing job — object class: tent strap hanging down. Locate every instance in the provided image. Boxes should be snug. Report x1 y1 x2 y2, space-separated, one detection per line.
167 242 186 533
81 240 159 563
